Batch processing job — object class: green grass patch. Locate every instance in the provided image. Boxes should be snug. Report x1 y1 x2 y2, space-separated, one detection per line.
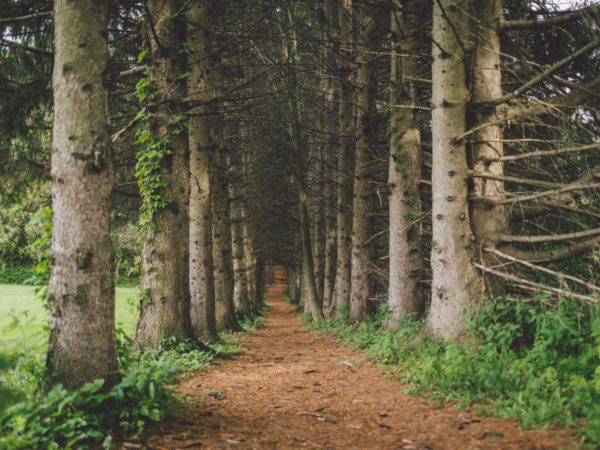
0 290 269 449
309 299 600 448
0 284 139 340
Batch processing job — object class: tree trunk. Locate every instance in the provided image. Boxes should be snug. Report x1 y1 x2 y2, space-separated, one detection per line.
300 195 325 320
212 140 241 331
429 0 484 339
47 0 119 389
333 0 355 317
469 0 508 295
188 0 218 342
386 0 424 328
349 1 377 323
312 147 326 303
320 0 338 317
135 0 195 348
241 204 258 313
230 166 251 317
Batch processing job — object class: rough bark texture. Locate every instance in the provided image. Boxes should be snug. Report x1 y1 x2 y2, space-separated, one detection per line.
429 0 484 340
231 171 251 317
312 147 326 303
322 0 338 317
349 1 377 323
333 0 355 317
188 0 218 342
241 198 258 311
212 140 241 331
47 0 119 389
386 0 424 328
300 196 325 320
468 0 508 295
135 0 195 349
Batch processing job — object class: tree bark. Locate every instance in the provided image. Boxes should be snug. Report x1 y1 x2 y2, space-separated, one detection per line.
188 0 218 342
349 0 378 323
212 140 241 331
322 0 339 317
135 0 195 349
386 0 424 328
333 0 355 317
47 0 119 388
230 162 251 317
429 0 484 340
468 0 507 295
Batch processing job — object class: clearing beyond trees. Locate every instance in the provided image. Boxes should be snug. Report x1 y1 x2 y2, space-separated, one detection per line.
146 268 575 450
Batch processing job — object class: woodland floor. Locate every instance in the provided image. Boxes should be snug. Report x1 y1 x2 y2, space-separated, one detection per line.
145 268 577 450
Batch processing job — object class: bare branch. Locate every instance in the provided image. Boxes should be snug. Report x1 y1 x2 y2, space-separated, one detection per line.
484 247 600 293
500 235 600 263
474 262 598 304
487 38 600 107
501 5 600 31
497 227 600 244
0 10 52 23
491 143 600 163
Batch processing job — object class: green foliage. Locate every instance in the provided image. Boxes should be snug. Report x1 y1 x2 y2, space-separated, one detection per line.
0 266 37 285
0 332 214 449
134 110 171 232
310 298 600 448
239 314 265 333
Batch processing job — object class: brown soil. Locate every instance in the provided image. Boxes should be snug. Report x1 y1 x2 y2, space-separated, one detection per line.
146 267 578 449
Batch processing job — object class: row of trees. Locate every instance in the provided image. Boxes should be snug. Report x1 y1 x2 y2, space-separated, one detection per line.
0 0 598 388
287 0 599 337
45 0 273 388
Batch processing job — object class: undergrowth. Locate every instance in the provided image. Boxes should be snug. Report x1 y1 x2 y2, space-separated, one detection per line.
308 297 600 448
0 304 266 449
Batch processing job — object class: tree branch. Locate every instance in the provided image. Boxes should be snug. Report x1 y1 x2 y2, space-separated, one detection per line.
490 143 600 163
485 38 600 107
499 235 600 263
484 247 600 293
0 10 52 24
501 5 600 31
497 227 600 244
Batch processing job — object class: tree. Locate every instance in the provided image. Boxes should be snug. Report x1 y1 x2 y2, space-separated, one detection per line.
429 0 484 339
386 0 425 328
135 0 195 348
333 0 355 317
188 0 218 342
349 0 380 322
47 0 119 388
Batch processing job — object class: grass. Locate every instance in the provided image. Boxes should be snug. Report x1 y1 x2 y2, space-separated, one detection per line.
0 284 139 340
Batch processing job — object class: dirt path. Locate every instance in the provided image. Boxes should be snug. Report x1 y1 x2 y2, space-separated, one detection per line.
148 267 576 449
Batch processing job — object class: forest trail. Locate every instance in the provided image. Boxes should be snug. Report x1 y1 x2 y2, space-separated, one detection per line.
148 267 575 450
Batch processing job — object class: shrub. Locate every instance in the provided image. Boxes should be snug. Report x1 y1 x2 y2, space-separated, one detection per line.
309 297 600 448
0 332 214 449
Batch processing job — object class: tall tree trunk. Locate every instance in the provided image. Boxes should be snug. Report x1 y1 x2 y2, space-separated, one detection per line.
212 139 241 331
47 0 119 389
135 0 195 348
469 0 507 294
188 0 218 342
321 0 338 317
242 201 257 311
312 147 326 302
333 0 355 317
284 0 324 322
386 0 424 328
230 164 251 317
429 0 484 339
349 0 377 323
300 195 325 320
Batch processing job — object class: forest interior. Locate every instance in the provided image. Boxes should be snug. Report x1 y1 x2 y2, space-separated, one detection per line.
0 0 600 449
